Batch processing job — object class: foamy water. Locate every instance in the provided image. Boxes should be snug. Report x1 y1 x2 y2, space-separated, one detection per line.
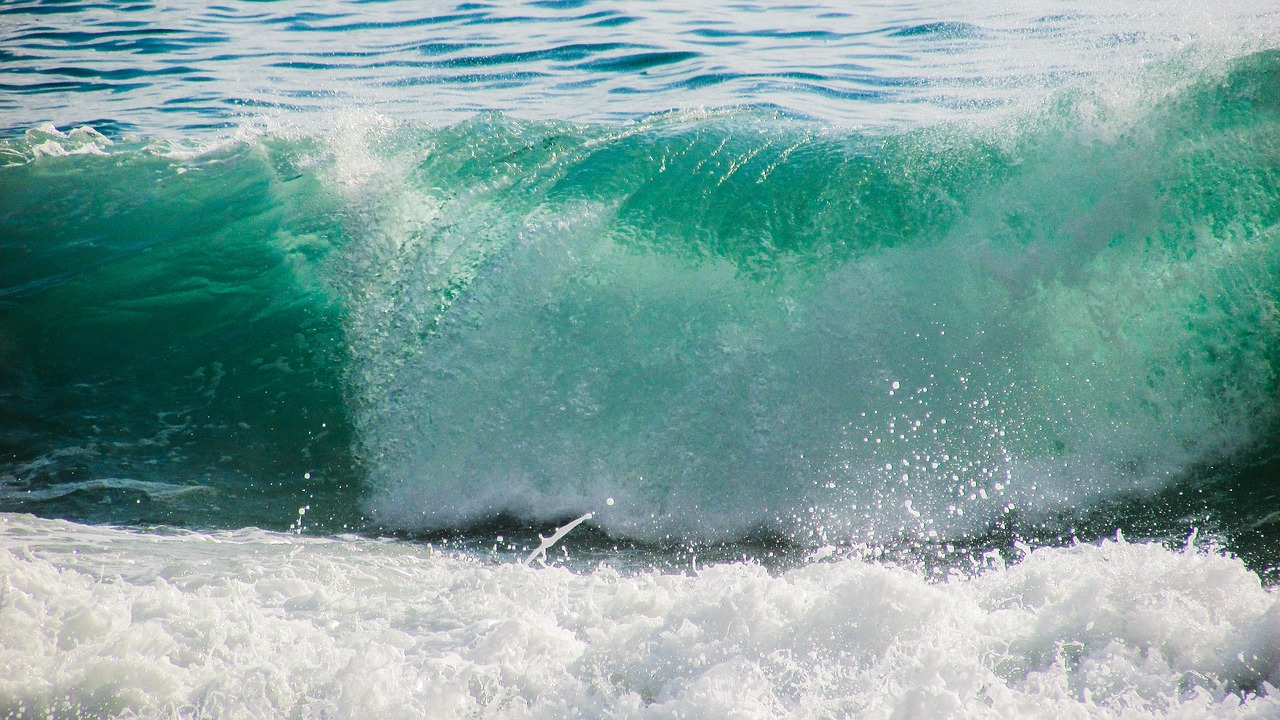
2 514 1278 719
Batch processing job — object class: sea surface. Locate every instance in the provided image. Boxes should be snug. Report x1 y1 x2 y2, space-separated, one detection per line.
5 0 1280 717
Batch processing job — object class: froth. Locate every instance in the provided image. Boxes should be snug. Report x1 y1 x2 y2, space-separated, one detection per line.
2 514 1279 719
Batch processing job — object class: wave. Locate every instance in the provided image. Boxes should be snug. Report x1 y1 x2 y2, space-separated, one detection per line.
347 51 1280 544
4 51 1280 552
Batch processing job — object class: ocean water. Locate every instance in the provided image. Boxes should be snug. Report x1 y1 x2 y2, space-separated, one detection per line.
5 0 1280 717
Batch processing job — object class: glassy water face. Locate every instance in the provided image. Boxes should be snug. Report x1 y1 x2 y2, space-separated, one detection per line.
4 0 1277 137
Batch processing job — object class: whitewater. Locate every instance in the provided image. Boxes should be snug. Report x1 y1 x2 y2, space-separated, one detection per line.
5 0 1280 717
5 514 1280 719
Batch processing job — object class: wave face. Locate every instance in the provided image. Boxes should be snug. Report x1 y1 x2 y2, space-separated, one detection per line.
0 128 360 530
4 52 1280 556
348 51 1280 545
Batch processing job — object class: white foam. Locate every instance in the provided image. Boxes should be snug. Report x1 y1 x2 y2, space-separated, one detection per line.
2 513 1278 719
0 123 115 164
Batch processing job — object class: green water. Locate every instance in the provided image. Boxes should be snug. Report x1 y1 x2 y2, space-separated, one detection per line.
2 52 1280 572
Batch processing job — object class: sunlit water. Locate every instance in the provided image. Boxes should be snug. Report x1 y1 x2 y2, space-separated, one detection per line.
4 0 1277 133
5 0 1280 717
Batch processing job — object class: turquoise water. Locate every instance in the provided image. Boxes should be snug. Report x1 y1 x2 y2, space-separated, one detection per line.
5 1 1280 717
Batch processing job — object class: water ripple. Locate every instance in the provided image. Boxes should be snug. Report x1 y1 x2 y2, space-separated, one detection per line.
0 0 1275 136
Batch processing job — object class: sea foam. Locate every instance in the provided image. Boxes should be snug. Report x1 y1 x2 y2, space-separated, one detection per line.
2 513 1278 719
